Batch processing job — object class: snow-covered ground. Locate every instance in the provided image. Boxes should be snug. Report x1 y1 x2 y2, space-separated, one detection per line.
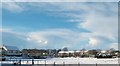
1 58 119 64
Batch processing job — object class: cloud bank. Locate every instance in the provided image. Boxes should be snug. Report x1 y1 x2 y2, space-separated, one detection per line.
1 2 118 50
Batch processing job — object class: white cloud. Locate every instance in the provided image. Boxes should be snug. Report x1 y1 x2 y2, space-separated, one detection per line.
88 37 99 47
64 3 118 49
48 2 118 49
26 29 93 49
1 27 118 50
1 28 49 49
80 12 118 41
85 36 112 49
27 33 48 45
2 2 24 13
26 28 116 49
0 28 24 36
2 27 16 32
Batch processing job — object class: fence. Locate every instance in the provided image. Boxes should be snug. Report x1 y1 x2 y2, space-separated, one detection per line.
1 59 120 66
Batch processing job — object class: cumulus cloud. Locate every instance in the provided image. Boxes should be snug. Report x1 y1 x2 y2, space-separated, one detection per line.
80 13 118 41
26 29 83 49
26 28 117 49
1 28 49 49
1 27 117 50
2 28 88 49
88 37 99 47
77 3 118 50
26 29 106 49
27 33 48 45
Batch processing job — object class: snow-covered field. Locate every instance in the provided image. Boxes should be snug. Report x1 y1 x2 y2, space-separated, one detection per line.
1 58 119 64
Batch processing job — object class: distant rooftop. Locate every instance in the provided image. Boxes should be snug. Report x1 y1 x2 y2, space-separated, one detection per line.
3 45 19 51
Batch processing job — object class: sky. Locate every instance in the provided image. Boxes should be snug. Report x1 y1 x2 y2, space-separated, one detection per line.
0 1 119 50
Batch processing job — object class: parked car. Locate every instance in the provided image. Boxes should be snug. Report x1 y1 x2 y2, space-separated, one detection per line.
95 53 112 58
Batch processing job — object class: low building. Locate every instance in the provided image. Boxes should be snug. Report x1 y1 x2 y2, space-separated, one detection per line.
58 51 74 57
58 50 90 58
58 51 81 57
1 45 22 59
22 49 48 59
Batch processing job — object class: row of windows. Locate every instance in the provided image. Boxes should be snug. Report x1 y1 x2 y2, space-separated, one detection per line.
7 51 19 53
